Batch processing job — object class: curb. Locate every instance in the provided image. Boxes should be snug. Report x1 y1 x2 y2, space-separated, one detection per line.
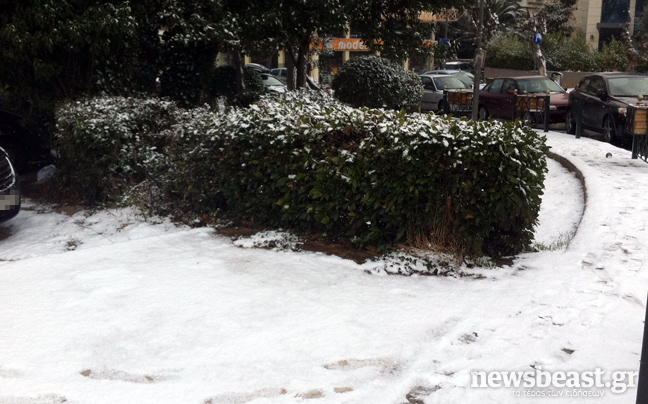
545 150 587 249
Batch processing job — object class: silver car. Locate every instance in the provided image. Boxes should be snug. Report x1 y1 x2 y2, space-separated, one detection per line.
419 74 470 112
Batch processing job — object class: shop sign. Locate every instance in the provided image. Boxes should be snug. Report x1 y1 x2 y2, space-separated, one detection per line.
320 38 370 52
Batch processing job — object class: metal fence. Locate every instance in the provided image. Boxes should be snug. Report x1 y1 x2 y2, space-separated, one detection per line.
442 89 473 117
628 104 648 161
513 92 550 133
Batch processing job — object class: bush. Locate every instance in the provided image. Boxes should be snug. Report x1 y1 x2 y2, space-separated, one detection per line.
545 30 603 72
55 91 548 257
55 97 180 202
486 34 535 70
331 56 423 112
600 38 627 71
207 65 264 106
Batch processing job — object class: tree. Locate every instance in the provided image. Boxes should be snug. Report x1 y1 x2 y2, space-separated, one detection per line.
157 0 222 106
213 0 280 93
275 0 348 90
0 0 164 136
516 0 576 75
468 0 523 46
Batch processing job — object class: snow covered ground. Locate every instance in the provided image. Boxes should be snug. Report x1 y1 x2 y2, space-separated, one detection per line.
0 131 646 404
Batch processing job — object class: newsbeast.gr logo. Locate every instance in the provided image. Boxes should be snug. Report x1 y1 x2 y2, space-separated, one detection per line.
471 367 638 396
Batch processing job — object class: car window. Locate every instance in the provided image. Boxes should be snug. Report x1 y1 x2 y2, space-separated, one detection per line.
433 76 469 90
487 78 504 93
518 78 566 94
421 76 433 88
589 77 606 94
578 77 592 92
607 76 648 96
262 75 284 86
502 79 516 93
452 72 475 87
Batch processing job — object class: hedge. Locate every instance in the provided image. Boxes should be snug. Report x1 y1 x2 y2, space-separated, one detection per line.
55 91 548 257
331 56 423 112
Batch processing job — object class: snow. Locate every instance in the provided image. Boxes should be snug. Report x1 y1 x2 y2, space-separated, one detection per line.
0 131 646 403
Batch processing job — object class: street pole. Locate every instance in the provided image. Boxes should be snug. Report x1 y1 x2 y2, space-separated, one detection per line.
637 291 648 403
471 0 484 120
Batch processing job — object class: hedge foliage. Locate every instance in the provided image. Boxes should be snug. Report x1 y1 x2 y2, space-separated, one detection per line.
486 30 633 72
207 65 264 106
55 91 548 257
331 56 423 112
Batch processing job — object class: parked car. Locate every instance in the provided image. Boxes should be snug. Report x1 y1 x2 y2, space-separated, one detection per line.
260 73 287 93
270 68 319 89
245 63 271 74
423 69 486 89
0 94 52 173
443 60 474 73
565 73 648 143
0 146 20 224
419 74 470 112
477 76 569 125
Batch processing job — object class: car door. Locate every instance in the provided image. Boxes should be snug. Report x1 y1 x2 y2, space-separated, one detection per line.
587 76 610 131
481 78 504 118
581 76 606 129
420 76 438 111
500 79 517 120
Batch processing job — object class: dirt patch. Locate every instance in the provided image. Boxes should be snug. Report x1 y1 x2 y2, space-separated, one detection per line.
20 172 379 264
215 226 379 264
0 225 13 241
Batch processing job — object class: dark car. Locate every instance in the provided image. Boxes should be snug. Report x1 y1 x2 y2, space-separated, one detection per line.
565 73 648 143
0 146 20 224
477 76 569 125
0 96 51 173
419 74 470 112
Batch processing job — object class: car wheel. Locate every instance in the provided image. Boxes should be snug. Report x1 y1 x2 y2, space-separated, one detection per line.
602 116 618 144
437 101 444 113
564 108 575 134
478 106 489 120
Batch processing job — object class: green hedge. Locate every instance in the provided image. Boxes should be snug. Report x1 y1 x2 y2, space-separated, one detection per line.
331 55 423 112
487 30 630 72
55 91 548 257
55 97 179 202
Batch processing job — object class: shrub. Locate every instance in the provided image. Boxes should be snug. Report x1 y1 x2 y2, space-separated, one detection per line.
55 91 549 257
546 30 603 72
600 38 627 71
55 97 179 202
331 56 423 112
207 65 264 106
486 34 535 70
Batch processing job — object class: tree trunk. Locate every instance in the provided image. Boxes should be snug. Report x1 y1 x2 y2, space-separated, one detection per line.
286 49 296 91
295 35 311 89
532 42 546 76
232 46 246 94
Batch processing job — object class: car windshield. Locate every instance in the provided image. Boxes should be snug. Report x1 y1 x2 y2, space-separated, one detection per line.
607 77 648 96
518 78 565 93
452 72 475 87
433 76 469 90
263 75 284 86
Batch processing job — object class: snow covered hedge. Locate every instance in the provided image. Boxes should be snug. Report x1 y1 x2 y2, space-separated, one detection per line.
332 55 423 112
55 91 549 256
55 97 180 201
